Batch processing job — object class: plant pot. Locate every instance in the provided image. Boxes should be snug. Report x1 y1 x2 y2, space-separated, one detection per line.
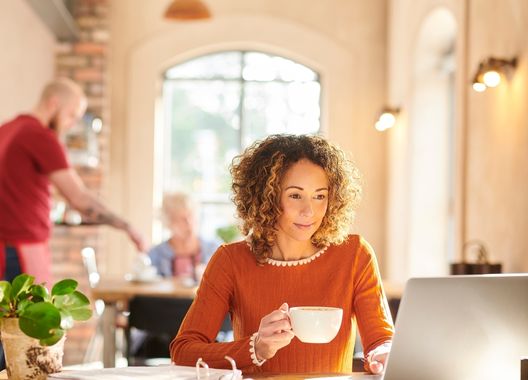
0 318 66 380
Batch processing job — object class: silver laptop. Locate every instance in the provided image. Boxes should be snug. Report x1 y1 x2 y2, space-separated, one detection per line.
380 274 528 380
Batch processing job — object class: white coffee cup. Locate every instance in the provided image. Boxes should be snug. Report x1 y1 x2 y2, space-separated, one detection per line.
133 253 152 273
289 306 343 343
132 253 158 280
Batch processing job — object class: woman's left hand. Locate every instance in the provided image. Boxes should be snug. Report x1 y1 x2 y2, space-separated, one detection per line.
366 342 391 374
367 351 388 374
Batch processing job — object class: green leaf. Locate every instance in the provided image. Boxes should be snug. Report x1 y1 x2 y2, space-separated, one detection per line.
0 281 11 303
11 274 34 299
19 303 61 339
69 307 92 321
39 328 64 346
51 279 78 296
54 291 90 309
17 298 32 315
18 291 31 301
55 291 92 321
0 300 12 316
59 310 74 330
31 284 49 300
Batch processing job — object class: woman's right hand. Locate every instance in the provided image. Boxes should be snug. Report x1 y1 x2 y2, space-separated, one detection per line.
254 303 295 360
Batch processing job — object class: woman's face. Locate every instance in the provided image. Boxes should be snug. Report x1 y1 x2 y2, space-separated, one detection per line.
275 159 329 242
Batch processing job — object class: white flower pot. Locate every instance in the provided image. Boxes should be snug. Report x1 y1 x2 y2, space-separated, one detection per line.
0 318 65 380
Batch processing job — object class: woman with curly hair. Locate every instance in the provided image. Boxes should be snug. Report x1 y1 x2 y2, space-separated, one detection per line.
170 134 393 374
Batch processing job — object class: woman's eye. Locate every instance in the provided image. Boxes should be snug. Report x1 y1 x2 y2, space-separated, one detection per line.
314 194 326 200
289 193 301 199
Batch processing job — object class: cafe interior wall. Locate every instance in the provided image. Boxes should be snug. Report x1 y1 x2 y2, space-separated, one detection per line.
386 0 528 282
1 0 108 364
465 0 528 273
105 0 389 275
0 0 55 122
2 0 525 285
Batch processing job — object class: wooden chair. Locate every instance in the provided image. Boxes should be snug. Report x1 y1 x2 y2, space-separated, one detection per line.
81 247 127 364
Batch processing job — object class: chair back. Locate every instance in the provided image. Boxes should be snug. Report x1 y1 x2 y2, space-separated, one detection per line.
81 247 100 288
128 296 193 336
126 296 194 362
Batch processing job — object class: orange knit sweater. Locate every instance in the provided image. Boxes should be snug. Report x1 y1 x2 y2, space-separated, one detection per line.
170 234 394 374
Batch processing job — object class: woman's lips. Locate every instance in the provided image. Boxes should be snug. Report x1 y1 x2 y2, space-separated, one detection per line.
294 223 314 230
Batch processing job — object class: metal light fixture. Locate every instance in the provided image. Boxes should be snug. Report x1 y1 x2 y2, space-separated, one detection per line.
471 57 517 92
164 0 211 21
375 107 400 132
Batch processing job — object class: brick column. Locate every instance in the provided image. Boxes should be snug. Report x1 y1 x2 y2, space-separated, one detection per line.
51 0 111 366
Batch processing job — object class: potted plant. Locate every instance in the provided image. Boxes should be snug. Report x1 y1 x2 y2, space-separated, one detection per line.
216 224 240 243
0 273 92 380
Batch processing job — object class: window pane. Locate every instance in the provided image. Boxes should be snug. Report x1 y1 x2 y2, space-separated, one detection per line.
165 52 242 80
242 81 320 145
162 80 240 197
199 201 240 242
243 52 318 82
160 51 321 243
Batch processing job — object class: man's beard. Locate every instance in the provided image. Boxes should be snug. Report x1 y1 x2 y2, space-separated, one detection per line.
49 112 60 132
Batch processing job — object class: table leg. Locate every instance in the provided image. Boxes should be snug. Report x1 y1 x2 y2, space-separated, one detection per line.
102 302 117 367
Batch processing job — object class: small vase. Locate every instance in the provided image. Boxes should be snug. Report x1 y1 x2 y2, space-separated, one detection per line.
0 318 66 380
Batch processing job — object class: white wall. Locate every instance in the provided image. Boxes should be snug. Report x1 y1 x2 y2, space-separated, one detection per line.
465 0 528 273
0 0 55 122
106 0 388 275
387 0 528 281
387 0 466 282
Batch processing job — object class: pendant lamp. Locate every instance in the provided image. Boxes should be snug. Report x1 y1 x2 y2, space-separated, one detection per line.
164 0 211 20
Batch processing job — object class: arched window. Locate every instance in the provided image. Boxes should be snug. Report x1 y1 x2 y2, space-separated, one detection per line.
159 51 321 241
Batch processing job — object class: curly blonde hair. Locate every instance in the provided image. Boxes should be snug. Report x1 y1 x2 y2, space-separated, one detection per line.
230 134 362 263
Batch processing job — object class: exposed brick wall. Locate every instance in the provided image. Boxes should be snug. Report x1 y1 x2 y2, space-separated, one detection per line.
51 0 110 366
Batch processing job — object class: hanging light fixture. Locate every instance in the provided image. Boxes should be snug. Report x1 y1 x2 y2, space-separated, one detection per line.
375 107 400 132
471 57 517 92
164 0 211 21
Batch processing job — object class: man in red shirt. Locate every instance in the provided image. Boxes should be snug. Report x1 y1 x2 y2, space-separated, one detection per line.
0 78 145 284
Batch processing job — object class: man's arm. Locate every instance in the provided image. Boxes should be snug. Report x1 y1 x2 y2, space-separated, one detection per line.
49 168 145 251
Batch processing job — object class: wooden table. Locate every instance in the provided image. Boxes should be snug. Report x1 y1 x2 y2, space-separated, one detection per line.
90 277 402 369
91 277 197 368
256 374 380 379
0 368 379 379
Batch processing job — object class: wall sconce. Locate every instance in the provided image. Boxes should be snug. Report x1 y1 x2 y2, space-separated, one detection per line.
375 107 400 132
164 0 211 21
471 57 517 92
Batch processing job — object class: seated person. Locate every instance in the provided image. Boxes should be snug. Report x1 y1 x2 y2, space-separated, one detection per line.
170 134 393 374
148 192 220 282
127 193 228 363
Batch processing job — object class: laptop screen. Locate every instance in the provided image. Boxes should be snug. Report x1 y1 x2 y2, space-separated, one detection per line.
382 274 528 380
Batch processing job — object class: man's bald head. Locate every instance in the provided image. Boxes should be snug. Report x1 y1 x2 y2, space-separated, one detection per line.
37 78 87 133
40 77 85 104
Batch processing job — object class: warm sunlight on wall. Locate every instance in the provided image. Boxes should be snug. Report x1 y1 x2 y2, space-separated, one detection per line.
0 1 54 121
106 1 387 275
